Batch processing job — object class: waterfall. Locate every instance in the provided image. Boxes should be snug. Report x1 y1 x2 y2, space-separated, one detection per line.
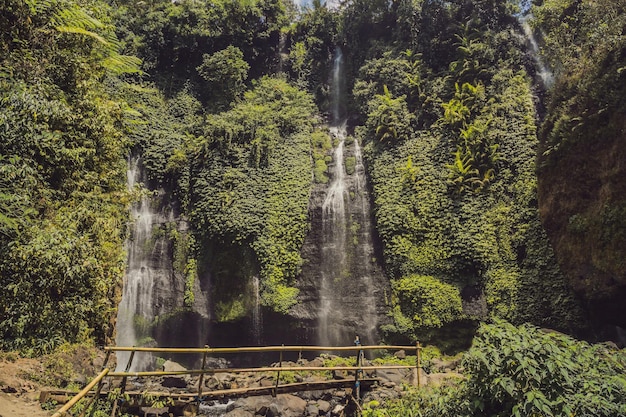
331 47 345 125
519 14 554 88
317 47 383 346
115 156 168 371
251 276 262 345
319 125 349 346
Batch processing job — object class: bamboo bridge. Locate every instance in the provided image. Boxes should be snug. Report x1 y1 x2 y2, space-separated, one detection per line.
45 341 423 417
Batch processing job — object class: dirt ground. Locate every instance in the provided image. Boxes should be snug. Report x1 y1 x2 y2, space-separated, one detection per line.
0 357 51 417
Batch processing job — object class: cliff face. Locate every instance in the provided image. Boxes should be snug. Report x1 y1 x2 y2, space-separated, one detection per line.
294 130 391 346
538 114 626 330
532 0 626 336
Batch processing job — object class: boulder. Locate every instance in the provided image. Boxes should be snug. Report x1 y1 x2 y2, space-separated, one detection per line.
316 400 331 414
162 360 187 372
306 404 319 416
275 394 307 416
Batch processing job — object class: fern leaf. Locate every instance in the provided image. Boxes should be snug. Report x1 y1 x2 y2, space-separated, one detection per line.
56 25 109 46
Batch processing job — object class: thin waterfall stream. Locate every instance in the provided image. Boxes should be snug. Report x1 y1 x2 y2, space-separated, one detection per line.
518 11 554 88
251 276 262 345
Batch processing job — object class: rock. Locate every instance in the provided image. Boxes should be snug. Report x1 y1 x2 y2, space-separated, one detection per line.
430 357 461 373
72 374 87 385
259 377 275 387
275 394 307 416
162 360 187 373
268 404 280 416
333 390 347 399
306 404 319 416
394 350 406 359
376 368 407 386
183 403 198 417
332 370 349 380
204 375 220 390
223 409 254 417
161 376 187 389
426 372 463 387
331 404 345 416
257 405 270 415
308 358 324 368
316 400 331 414
298 390 325 401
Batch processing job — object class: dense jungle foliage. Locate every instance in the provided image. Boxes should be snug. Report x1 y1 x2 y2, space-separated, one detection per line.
1 0 625 413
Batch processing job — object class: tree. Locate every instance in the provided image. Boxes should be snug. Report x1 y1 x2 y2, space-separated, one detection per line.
197 46 250 111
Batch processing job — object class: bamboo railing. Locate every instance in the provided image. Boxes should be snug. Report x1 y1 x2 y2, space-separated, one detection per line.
50 341 423 417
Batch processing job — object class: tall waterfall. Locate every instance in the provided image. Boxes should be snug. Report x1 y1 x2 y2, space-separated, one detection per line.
116 156 168 370
317 47 384 346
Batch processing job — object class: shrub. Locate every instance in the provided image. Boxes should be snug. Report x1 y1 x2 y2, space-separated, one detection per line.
462 320 626 417
394 275 463 330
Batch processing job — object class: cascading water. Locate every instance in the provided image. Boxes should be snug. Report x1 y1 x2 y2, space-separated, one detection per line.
518 9 554 88
116 156 153 370
317 47 385 346
251 276 262 345
116 156 170 370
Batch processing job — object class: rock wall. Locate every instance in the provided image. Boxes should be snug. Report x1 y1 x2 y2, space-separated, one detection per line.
538 117 626 332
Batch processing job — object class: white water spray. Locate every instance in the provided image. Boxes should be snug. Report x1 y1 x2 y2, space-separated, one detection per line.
251 276 262 345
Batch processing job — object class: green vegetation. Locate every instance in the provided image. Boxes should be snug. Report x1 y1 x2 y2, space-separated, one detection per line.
2 0 625 414
346 0 584 342
532 0 626 316
0 0 134 355
365 321 626 417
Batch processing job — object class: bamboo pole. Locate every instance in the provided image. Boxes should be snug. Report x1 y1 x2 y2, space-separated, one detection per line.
51 369 109 417
79 377 106 417
415 342 422 387
197 345 209 405
353 335 362 403
104 345 418 354
110 349 135 417
106 378 380 402
85 350 112 417
274 344 284 397
107 364 416 378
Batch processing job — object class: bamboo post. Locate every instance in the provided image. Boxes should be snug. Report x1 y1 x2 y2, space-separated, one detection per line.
274 344 284 397
111 349 135 417
86 349 112 417
102 350 112 369
415 342 422 387
196 345 209 406
51 368 109 417
353 335 362 402
79 378 106 417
